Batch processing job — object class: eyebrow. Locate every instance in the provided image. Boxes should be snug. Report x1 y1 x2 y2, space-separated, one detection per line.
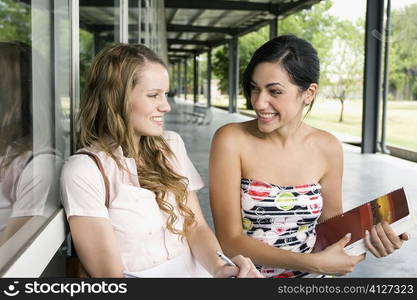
147 88 165 92
250 80 285 88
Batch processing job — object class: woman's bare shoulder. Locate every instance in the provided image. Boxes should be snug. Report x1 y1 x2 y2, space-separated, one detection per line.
214 120 256 139
308 127 343 157
211 121 256 153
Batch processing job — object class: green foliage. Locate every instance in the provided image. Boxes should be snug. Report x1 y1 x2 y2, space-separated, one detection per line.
278 0 338 87
0 0 30 43
327 19 364 122
79 29 94 91
389 4 417 100
211 0 340 99
2 0 416 104
212 45 227 92
168 56 207 96
212 27 269 94
211 0 369 117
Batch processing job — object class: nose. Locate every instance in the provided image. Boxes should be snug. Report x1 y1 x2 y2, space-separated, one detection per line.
159 94 171 113
252 90 269 111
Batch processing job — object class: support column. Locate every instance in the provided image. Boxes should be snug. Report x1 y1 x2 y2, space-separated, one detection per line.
119 0 128 43
70 0 80 154
179 60 183 98
193 53 199 104
228 36 238 113
207 48 212 107
176 62 181 97
184 59 187 100
269 16 278 40
362 0 384 153
380 0 391 154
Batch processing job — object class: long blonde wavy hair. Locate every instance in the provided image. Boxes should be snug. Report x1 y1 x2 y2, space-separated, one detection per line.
77 44 195 237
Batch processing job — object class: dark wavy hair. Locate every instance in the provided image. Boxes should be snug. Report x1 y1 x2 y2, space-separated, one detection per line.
242 34 320 114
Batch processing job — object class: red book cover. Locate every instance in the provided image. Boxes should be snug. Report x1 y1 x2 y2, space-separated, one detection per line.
312 188 413 255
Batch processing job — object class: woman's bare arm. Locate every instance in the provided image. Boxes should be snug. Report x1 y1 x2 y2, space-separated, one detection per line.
69 216 124 277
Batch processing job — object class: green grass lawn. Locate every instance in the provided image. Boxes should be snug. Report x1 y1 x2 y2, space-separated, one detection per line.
210 95 417 151
305 99 417 151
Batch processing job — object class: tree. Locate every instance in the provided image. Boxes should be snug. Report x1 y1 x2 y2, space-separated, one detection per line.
278 0 337 88
389 4 417 100
0 0 30 43
79 29 94 91
279 0 366 122
327 19 364 122
212 26 268 95
211 0 338 109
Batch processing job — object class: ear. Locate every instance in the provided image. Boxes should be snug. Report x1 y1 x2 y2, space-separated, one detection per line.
303 83 318 105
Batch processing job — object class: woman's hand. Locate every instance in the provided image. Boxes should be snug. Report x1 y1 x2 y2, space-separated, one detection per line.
213 255 264 278
364 221 409 258
313 233 365 276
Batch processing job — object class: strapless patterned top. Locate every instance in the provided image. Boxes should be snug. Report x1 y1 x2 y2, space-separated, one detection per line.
241 177 324 278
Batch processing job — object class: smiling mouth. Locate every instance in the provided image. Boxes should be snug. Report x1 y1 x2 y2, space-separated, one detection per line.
151 116 163 122
256 112 278 119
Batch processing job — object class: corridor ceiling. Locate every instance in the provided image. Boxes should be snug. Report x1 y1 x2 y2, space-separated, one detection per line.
165 0 321 60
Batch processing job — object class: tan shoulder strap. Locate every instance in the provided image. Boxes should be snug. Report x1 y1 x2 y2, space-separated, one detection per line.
75 151 110 208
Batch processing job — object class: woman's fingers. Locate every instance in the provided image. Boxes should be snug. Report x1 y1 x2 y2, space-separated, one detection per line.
246 257 264 278
353 253 367 263
370 225 388 257
380 221 403 250
400 232 409 241
231 255 263 278
220 265 239 278
375 223 395 254
232 255 252 278
364 229 381 258
366 222 407 258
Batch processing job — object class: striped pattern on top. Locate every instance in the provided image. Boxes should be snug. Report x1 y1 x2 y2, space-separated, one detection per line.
241 177 324 278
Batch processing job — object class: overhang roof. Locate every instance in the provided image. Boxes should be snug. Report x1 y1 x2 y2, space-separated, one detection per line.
165 0 321 60
75 0 321 62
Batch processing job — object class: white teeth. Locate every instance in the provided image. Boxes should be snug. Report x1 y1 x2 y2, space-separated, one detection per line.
151 116 163 121
257 112 277 119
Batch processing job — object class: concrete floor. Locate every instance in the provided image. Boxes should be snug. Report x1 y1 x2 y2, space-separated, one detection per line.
165 98 417 277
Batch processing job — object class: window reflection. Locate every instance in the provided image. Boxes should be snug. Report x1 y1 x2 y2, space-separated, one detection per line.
79 0 121 91
0 40 63 248
0 0 69 273
0 41 34 243
0 0 176 276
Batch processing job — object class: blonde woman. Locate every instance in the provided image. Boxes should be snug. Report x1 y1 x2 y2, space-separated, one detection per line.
60 44 262 278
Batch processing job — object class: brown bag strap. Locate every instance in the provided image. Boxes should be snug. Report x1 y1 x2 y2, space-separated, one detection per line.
75 151 110 208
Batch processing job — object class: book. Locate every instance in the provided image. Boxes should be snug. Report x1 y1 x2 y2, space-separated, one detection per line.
123 253 211 278
312 187 416 255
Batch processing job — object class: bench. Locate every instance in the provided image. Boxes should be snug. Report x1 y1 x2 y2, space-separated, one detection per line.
183 104 212 125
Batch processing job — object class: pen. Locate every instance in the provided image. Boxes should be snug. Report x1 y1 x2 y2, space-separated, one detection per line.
216 250 237 267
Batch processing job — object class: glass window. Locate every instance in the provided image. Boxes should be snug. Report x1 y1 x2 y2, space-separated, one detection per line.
128 0 140 44
147 0 168 60
279 0 366 145
386 0 417 153
0 0 70 273
79 0 121 91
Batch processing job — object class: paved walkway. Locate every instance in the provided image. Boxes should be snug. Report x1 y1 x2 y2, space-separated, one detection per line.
165 98 417 277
